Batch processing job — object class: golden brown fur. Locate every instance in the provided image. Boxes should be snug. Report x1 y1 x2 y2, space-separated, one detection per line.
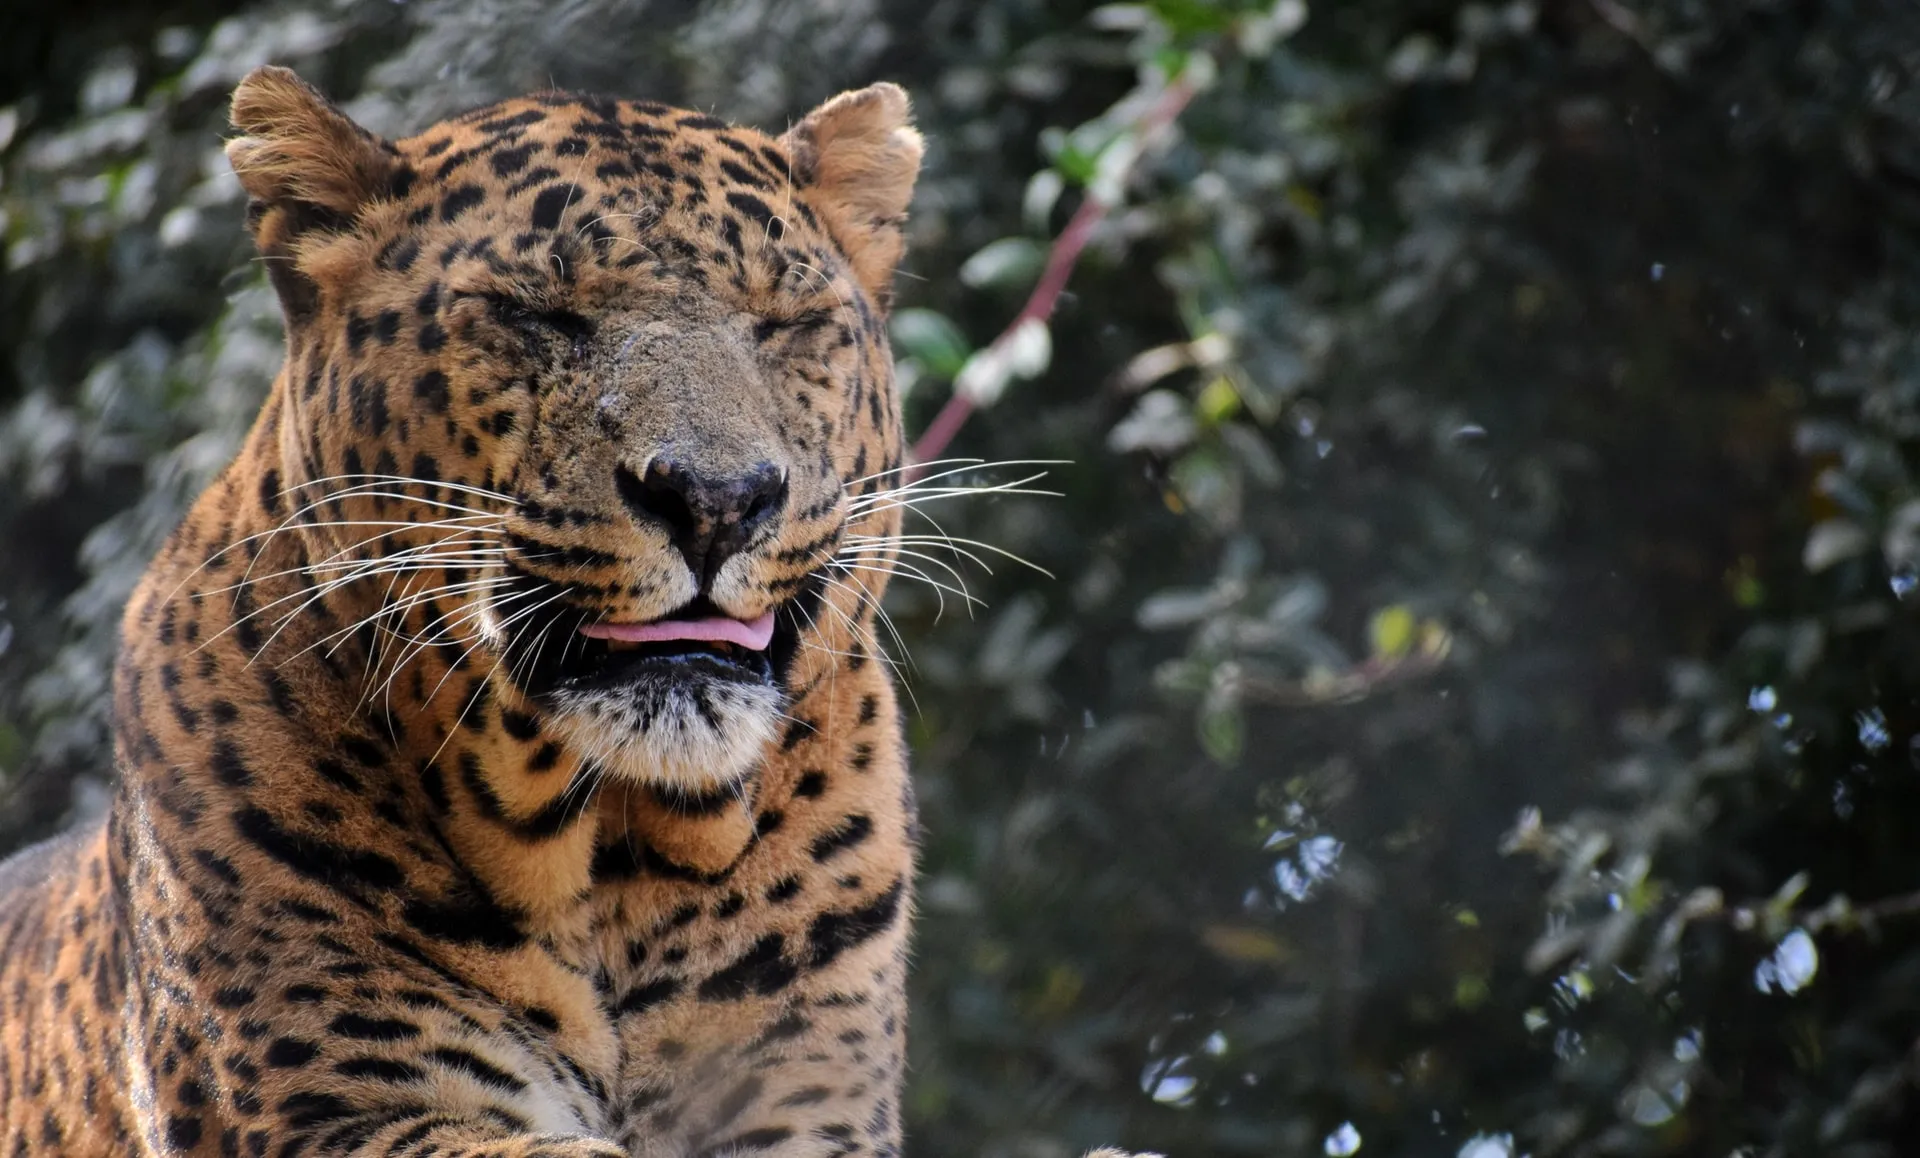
0 67 949 1157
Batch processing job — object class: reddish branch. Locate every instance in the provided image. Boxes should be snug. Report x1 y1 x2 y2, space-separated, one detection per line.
905 73 1199 478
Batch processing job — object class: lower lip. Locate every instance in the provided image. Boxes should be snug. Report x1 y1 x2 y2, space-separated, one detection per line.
554 639 775 694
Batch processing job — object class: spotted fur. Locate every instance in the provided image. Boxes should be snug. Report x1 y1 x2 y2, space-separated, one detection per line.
0 67 969 1157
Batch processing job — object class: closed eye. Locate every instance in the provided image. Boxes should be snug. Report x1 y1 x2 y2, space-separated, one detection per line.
753 308 836 343
487 296 592 341
472 293 594 360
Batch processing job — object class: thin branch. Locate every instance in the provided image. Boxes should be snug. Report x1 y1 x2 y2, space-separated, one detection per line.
1241 650 1450 708
906 73 1199 479
1796 887 1920 935
1586 0 1664 62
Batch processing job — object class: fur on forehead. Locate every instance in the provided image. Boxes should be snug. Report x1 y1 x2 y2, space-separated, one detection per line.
223 66 923 316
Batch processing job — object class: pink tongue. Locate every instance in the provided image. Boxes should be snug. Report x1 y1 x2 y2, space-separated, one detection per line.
581 611 776 651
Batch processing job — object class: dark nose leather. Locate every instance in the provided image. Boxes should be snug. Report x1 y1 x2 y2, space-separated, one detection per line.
615 458 788 585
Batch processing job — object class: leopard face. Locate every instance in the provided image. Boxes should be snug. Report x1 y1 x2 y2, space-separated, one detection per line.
228 70 919 790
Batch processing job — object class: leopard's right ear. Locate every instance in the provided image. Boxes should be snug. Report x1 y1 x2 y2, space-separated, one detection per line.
225 66 404 322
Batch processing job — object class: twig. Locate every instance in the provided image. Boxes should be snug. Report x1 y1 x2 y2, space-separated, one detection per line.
1586 0 1644 39
1797 887 1920 935
1586 0 1664 61
905 74 1199 479
1240 651 1450 707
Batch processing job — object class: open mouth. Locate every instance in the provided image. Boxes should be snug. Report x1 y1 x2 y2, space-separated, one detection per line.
568 605 778 690
497 576 816 702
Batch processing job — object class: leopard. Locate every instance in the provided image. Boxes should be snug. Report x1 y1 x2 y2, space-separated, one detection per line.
0 67 1150 1158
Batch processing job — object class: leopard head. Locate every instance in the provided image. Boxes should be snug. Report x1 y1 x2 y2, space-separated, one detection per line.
225 67 920 789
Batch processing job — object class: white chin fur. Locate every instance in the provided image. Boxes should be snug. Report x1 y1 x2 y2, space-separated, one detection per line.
543 677 783 790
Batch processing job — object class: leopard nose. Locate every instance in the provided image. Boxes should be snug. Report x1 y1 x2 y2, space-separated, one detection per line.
615 458 788 585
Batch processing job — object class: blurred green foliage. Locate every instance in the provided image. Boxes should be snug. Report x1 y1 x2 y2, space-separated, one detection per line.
7 0 1920 1155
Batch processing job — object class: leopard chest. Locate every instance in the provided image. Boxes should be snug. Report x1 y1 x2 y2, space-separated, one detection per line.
549 850 916 1155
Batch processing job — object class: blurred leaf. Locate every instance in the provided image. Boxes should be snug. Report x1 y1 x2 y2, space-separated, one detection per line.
1109 389 1198 454
1804 519 1869 572
1137 580 1238 629
1200 923 1293 964
1369 604 1417 659
891 308 973 380
1198 697 1243 764
959 237 1045 290
1022 168 1065 232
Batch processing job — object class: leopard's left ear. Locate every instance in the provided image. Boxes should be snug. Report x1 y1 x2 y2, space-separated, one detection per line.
781 83 923 307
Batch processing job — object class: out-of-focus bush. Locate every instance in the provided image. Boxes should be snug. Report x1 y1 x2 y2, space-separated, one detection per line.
7 1 1920 1155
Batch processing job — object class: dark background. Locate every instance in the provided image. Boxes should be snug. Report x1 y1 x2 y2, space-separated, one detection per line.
6 1 1920 1154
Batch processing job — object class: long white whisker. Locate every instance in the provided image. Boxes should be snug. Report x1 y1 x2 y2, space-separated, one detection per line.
421 585 570 712
360 565 432 704
844 458 1068 492
848 481 1061 512
834 560 980 614
820 573 916 670
839 545 979 590
846 532 1053 578
836 548 973 612
850 464 1057 497
299 576 516 664
290 489 505 520
361 553 562 674
203 537 502 656
370 594 503 712
389 582 554 723
189 526 505 597
295 472 516 504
